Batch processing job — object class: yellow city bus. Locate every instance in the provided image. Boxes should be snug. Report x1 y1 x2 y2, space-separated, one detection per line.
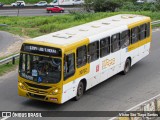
18 14 151 104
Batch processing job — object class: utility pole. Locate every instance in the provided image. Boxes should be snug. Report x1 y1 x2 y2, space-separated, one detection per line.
17 2 21 16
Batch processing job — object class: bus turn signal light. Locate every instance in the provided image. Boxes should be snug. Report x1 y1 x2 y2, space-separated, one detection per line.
18 82 27 90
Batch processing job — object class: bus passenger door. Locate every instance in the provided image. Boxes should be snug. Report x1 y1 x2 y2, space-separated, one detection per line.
87 41 101 88
62 52 77 103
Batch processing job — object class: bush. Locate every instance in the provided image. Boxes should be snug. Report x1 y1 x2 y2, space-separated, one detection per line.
121 2 159 12
93 0 122 12
121 2 135 11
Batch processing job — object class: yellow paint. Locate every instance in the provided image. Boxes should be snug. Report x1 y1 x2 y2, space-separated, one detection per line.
118 117 130 120
127 17 151 29
102 58 116 69
63 38 90 85
24 40 65 50
128 17 152 52
18 38 90 103
18 76 63 104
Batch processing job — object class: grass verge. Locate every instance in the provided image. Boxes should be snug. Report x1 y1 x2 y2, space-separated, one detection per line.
0 11 160 38
0 60 19 76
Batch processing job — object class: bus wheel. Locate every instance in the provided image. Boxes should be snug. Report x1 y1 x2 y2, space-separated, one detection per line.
122 58 131 75
75 81 84 101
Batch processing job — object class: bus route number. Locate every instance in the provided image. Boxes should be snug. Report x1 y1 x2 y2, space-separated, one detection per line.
79 68 87 75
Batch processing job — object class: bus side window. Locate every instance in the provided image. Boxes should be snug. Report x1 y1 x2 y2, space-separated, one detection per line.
120 30 130 48
131 27 139 44
64 53 75 80
146 22 150 38
88 41 99 63
111 33 120 53
76 45 87 68
140 24 146 40
100 37 110 58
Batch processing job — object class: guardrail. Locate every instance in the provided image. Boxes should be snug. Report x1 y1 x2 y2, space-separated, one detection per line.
152 20 160 25
109 94 160 120
0 54 19 65
0 20 160 66
0 24 8 27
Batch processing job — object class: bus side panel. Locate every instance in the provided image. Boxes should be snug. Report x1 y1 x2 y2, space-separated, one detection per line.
85 36 101 89
128 42 140 65
120 47 130 71
87 60 101 89
99 27 128 83
61 75 89 103
61 80 78 103
87 26 128 88
61 39 90 103
100 51 121 82
127 18 151 65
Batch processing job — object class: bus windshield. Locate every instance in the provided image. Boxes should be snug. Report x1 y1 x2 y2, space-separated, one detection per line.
19 53 61 84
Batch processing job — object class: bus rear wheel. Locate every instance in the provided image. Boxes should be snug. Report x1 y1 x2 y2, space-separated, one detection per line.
122 58 131 75
74 81 84 101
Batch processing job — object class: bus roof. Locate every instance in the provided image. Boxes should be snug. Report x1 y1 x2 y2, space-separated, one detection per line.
32 14 150 46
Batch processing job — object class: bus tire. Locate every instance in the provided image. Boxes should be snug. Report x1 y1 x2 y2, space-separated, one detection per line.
74 81 84 101
122 58 131 75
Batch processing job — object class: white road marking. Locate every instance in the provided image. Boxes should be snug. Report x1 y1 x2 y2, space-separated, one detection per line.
1 116 10 120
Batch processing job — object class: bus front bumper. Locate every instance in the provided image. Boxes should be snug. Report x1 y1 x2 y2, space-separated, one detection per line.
18 86 62 104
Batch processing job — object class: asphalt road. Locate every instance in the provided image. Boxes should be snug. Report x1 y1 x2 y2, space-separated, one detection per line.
0 31 17 52
0 8 82 16
0 31 24 58
0 29 160 120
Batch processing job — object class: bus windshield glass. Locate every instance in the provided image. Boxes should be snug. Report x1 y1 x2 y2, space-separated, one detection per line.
19 53 61 84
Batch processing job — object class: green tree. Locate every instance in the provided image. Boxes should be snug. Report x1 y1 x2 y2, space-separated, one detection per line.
93 0 123 12
84 0 94 11
155 0 160 11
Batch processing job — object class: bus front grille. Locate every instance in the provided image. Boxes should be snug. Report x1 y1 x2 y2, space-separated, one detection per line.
29 93 46 100
25 82 51 90
28 88 47 94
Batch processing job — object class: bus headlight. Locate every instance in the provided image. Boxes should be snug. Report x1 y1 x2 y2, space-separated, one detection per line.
18 82 27 90
50 88 59 95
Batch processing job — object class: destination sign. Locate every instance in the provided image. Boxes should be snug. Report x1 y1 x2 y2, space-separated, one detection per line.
21 44 62 57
